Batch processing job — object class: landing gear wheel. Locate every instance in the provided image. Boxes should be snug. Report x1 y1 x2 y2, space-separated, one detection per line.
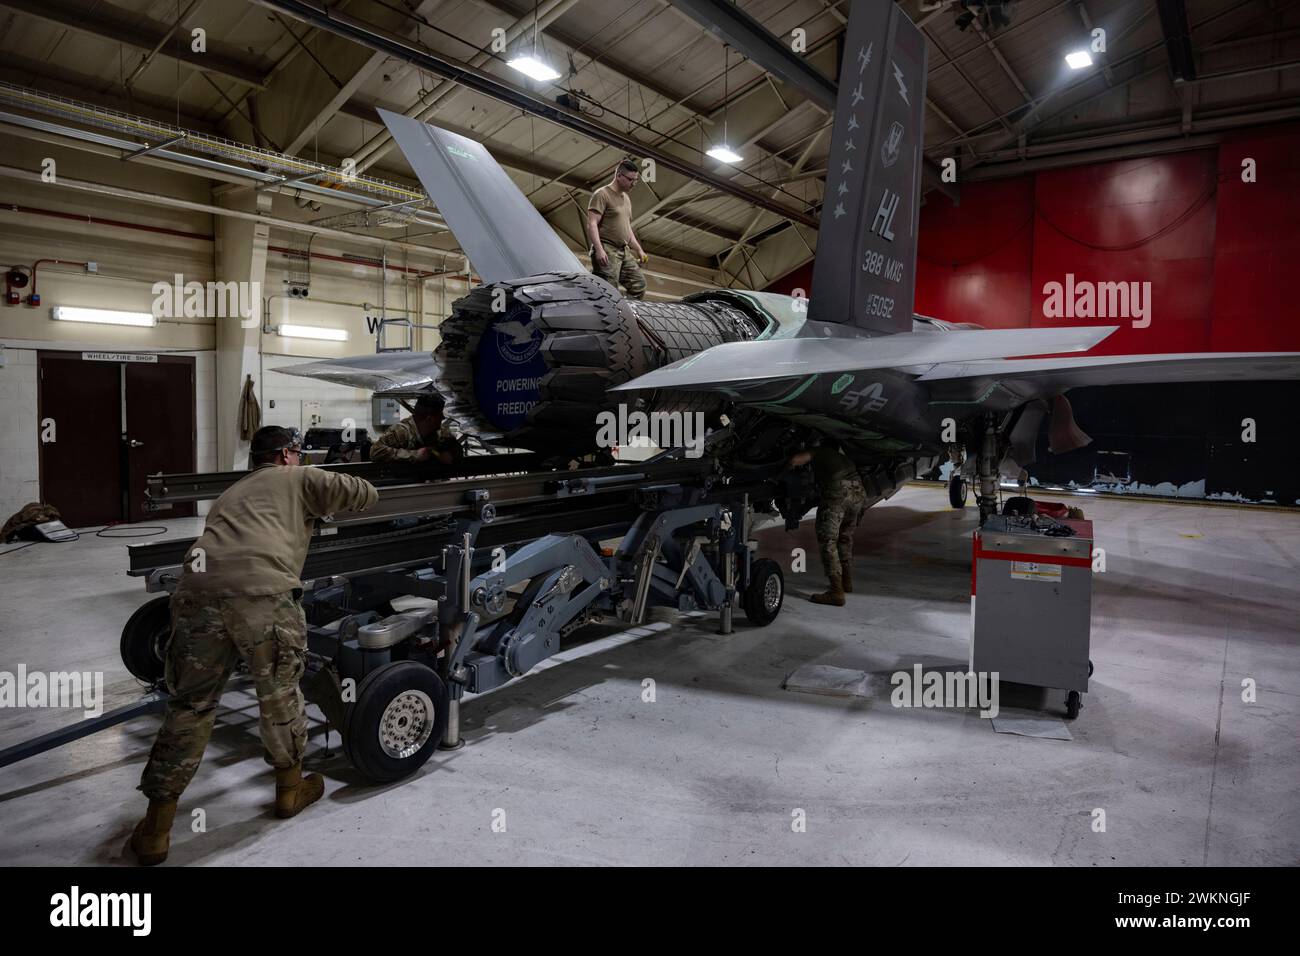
948 474 969 509
1065 690 1082 720
120 595 172 683
1088 660 1094 678
742 558 784 626
344 662 448 783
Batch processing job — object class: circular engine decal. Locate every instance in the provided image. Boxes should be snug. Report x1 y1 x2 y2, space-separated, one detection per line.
473 305 547 431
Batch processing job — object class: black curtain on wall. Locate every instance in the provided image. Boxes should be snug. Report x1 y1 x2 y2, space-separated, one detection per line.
1027 382 1300 505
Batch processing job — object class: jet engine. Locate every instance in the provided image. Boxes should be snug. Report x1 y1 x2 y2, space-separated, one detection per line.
432 272 781 455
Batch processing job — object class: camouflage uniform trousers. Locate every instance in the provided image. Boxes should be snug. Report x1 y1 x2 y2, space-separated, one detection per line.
591 240 646 299
815 478 868 585
139 590 308 801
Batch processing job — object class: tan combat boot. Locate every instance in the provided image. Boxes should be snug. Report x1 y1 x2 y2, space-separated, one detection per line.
129 798 178 866
275 763 325 819
810 574 846 607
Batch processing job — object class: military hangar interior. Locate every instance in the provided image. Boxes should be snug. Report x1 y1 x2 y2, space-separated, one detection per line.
0 0 1297 872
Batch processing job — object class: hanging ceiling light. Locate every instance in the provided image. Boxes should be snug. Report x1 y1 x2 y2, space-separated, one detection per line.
1065 50 1094 70
507 55 561 82
507 1 561 82
707 45 742 165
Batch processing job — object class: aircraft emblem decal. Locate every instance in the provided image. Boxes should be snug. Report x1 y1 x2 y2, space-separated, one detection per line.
880 121 904 168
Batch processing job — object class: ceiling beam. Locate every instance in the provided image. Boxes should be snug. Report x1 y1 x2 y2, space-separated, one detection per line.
252 0 820 228
665 0 958 202
664 0 838 107
283 0 451 155
0 0 270 90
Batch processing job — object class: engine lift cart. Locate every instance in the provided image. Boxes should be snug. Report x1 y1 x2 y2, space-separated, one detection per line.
970 515 1094 719
0 458 786 782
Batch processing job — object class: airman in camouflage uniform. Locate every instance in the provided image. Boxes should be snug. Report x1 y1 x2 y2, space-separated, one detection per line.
790 440 867 606
370 393 463 464
586 158 648 299
129 425 378 866
141 591 309 800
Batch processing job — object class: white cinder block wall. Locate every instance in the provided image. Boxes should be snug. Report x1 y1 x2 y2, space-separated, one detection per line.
0 139 458 524
0 348 40 516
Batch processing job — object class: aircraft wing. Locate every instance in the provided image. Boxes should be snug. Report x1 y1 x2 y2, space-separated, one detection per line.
920 351 1300 402
610 326 1117 392
273 351 438 393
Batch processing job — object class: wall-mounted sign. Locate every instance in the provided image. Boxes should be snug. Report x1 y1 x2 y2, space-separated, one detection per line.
82 352 158 363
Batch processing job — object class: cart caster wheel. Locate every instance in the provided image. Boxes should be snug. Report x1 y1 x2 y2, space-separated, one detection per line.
120 595 172 683
344 662 448 783
1088 659 1094 678
1066 690 1082 720
742 558 784 626
948 474 969 509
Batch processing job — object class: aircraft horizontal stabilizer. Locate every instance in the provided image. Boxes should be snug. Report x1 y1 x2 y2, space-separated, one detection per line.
610 325 1117 392
274 351 437 393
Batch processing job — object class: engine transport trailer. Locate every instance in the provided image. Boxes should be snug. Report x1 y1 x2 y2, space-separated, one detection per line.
0 448 798 782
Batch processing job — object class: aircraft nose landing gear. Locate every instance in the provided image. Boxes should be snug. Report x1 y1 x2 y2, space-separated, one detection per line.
975 411 1001 525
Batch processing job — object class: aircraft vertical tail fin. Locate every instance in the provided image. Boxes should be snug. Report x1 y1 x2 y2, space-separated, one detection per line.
807 2 928 336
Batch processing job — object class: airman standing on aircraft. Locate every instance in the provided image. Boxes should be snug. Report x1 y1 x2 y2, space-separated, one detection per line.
128 426 379 865
587 158 648 299
789 439 867 606
370 393 463 464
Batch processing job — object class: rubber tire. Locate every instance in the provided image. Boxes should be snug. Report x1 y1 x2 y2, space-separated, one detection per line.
742 558 784 626
1066 690 1082 720
343 661 448 784
948 474 969 508
120 595 172 683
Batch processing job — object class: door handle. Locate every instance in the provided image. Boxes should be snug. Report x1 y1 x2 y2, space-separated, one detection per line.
128 439 144 448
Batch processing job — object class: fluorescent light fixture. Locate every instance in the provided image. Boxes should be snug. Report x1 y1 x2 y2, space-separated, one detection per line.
50 306 156 327
277 323 348 342
1065 50 1093 70
507 55 561 82
707 145 743 164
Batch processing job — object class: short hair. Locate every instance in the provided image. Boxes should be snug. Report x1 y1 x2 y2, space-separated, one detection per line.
413 393 445 419
250 425 300 465
617 158 639 176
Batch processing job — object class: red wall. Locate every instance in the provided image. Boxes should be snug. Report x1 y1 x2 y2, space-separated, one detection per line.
767 123 1300 353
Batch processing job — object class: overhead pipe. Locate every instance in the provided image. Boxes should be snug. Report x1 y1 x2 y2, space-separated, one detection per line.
0 163 460 260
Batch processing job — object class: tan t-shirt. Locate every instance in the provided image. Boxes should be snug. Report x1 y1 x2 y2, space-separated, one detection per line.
175 463 378 596
588 183 633 246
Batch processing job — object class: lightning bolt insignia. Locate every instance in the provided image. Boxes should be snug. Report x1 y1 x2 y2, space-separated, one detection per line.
891 60 910 105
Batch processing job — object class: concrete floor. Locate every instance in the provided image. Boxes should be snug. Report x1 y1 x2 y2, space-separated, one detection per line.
1 484 1297 866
